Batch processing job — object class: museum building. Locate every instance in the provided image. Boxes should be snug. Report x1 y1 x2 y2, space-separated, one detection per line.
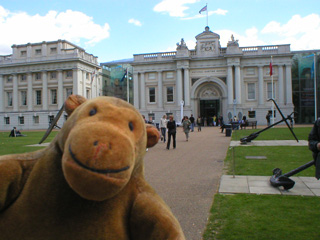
0 40 101 130
131 26 295 125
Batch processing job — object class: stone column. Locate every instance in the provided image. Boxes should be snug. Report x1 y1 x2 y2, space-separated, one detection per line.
227 66 233 105
258 66 264 105
140 72 146 110
13 74 18 111
176 68 183 107
184 68 190 106
0 75 3 112
82 71 87 98
285 64 293 104
57 70 63 108
133 73 139 109
41 71 47 110
235 65 241 104
157 71 163 108
73 69 79 95
278 65 284 104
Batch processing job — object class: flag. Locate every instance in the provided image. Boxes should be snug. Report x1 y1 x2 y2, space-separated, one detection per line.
120 69 127 82
199 5 207 14
269 61 273 76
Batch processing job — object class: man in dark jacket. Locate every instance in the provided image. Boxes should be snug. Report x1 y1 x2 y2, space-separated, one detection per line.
308 119 320 179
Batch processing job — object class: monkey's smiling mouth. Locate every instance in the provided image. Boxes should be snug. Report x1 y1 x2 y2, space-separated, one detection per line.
68 145 130 174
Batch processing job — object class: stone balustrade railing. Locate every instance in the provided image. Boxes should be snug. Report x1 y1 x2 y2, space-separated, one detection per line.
0 48 99 65
133 44 291 62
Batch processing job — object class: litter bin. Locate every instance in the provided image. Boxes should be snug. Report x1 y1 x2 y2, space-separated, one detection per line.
225 124 232 137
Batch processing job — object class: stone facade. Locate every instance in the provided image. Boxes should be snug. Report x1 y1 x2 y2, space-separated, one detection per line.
0 40 101 130
132 27 294 125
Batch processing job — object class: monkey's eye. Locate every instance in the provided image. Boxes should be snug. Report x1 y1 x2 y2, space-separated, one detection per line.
128 122 134 131
89 108 97 116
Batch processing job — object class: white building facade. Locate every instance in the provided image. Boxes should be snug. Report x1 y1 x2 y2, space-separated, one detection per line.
0 40 101 130
132 27 294 125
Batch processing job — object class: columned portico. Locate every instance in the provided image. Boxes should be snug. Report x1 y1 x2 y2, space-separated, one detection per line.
27 72 33 111
285 64 293 104
133 73 139 109
184 68 190 106
58 70 63 108
0 75 3 112
157 71 163 108
41 71 47 110
278 65 284 104
235 65 241 104
13 74 18 111
140 72 146 110
227 66 233 105
176 68 183 107
258 66 264 105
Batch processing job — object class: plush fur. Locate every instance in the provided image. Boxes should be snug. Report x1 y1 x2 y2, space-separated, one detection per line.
0 95 185 240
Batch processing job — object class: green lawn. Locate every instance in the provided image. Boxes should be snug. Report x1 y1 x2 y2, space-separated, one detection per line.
203 127 320 240
0 131 58 156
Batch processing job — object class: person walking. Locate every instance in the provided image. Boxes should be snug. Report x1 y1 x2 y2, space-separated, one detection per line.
182 116 191 141
166 115 176 150
160 115 168 143
266 112 271 126
189 114 195 132
196 116 202 132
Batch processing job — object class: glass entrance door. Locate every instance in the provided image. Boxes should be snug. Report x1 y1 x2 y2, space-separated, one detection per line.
200 99 220 126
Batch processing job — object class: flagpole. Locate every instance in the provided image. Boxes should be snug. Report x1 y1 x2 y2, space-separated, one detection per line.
271 56 274 125
206 3 208 26
314 53 317 121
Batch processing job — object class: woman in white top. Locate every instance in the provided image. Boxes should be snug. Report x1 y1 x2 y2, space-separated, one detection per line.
160 115 168 143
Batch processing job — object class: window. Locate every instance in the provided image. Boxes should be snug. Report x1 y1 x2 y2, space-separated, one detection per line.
35 73 41 80
86 72 89 79
167 87 173 102
49 115 54 125
4 117 10 125
20 51 27 57
149 87 155 103
7 76 12 83
66 88 73 97
18 116 24 125
50 47 57 54
51 89 57 104
20 74 26 81
35 49 41 55
50 72 57 79
36 90 42 105
86 90 90 98
33 116 39 124
247 83 255 100
267 82 276 100
248 111 256 118
66 70 73 78
21 91 27 106
7 92 13 106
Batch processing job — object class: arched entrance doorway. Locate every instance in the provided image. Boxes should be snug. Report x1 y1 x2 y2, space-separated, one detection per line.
190 77 227 125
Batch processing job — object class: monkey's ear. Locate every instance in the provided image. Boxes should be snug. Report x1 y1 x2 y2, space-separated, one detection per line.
65 95 87 116
146 124 160 148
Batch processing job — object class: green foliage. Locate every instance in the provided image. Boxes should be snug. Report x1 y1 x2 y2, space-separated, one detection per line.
203 194 320 240
0 131 58 156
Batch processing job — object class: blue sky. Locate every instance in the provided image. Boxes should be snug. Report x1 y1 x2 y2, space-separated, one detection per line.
0 0 319 63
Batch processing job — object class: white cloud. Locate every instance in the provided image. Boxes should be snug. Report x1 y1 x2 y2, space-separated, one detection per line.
212 9 228 16
0 7 110 55
261 14 320 50
153 0 200 17
128 18 142 27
